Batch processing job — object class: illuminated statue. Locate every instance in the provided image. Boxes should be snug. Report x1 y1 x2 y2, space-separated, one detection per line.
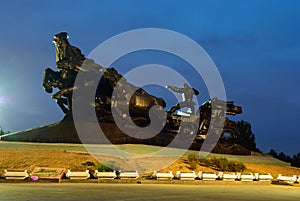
196 98 242 135
166 83 199 114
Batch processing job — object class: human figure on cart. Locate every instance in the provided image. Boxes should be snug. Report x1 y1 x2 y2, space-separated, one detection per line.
166 83 199 115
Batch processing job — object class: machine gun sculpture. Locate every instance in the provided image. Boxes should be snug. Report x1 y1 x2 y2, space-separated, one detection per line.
42 32 242 146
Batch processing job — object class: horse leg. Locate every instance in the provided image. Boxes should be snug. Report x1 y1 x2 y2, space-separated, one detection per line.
51 87 74 99
52 87 75 113
57 98 69 114
43 68 60 93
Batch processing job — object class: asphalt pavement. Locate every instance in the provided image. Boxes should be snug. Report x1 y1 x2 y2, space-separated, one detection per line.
0 183 299 201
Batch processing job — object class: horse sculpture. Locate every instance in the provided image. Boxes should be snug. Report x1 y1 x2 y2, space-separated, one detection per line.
42 67 75 113
42 32 85 113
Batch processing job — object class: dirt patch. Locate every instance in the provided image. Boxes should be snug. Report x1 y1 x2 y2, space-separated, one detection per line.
1 148 300 178
0 149 99 172
244 162 300 176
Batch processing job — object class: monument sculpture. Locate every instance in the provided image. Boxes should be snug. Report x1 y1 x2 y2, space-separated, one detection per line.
41 32 242 146
43 32 166 118
2 32 245 154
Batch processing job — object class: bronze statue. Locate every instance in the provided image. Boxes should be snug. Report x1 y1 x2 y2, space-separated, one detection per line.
165 97 242 140
41 32 243 149
53 32 84 64
197 98 242 136
42 32 84 113
42 67 75 113
166 83 199 114
42 32 166 115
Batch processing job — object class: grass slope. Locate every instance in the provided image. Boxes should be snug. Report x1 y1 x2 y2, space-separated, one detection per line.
0 142 298 176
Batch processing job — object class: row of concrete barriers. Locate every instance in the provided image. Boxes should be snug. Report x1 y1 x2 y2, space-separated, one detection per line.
0 169 139 180
1 169 300 183
152 171 300 183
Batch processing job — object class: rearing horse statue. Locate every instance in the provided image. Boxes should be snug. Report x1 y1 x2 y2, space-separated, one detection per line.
42 32 85 113
42 32 166 115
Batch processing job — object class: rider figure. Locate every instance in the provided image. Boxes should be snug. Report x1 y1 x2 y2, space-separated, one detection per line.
43 32 104 114
53 32 84 67
166 83 199 114
42 32 85 113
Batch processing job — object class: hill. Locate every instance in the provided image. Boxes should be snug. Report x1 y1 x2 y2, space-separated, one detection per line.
1 142 298 176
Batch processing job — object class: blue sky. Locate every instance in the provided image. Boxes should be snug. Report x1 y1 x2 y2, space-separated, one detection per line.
0 0 299 155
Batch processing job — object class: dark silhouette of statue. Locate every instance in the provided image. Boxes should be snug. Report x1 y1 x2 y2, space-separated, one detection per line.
166 83 199 114
39 32 245 151
42 32 88 113
42 32 166 115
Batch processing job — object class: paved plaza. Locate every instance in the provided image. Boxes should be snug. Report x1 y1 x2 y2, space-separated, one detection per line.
0 183 299 201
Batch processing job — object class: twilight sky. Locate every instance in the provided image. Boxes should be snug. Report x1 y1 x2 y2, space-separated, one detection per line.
0 0 299 155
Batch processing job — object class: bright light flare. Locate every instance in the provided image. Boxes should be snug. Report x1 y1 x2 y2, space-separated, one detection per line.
0 97 6 105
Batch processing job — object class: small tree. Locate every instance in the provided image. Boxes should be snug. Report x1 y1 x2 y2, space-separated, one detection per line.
278 152 292 163
291 153 300 168
268 149 278 158
234 120 257 151
268 149 293 163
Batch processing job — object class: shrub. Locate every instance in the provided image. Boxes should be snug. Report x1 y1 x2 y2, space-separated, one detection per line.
188 154 199 163
187 154 199 170
82 161 95 166
201 157 246 172
94 161 119 172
